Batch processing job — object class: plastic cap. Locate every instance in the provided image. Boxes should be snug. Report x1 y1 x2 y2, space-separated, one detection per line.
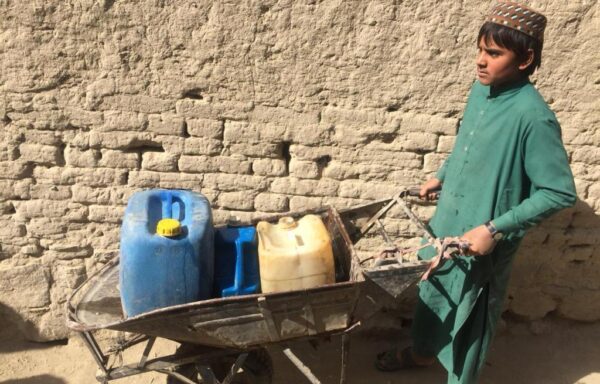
156 218 182 237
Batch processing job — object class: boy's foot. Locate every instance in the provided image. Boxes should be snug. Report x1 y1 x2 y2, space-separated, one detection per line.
375 346 435 372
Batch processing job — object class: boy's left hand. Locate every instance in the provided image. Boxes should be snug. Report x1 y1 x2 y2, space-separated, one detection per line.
461 225 496 256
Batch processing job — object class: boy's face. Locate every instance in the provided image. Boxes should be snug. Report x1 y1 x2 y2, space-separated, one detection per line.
476 37 524 87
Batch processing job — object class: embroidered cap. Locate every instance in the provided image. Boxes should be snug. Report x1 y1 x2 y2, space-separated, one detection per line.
486 1 547 42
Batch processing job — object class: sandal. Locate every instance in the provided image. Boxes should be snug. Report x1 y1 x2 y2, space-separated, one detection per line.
375 346 424 372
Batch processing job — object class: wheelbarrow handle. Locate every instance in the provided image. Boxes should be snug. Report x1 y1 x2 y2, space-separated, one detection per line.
403 186 442 198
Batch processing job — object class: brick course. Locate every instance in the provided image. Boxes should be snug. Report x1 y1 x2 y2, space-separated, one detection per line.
0 0 598 340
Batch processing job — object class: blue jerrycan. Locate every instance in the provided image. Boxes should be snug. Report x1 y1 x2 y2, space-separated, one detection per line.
119 189 214 317
213 226 260 297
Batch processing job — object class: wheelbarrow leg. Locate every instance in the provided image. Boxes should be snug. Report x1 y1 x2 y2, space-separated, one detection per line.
138 336 156 368
339 320 360 384
220 353 248 384
283 348 321 384
79 331 108 376
196 365 218 384
340 333 350 384
195 352 248 384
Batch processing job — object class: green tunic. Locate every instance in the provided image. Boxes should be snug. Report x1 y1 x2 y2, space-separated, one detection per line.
412 79 576 383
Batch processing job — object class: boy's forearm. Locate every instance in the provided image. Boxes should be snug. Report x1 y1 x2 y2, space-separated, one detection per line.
492 187 576 234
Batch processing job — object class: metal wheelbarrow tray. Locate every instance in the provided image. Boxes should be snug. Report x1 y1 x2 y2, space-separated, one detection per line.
67 194 430 383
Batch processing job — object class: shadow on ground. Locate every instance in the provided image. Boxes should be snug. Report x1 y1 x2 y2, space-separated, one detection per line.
269 317 600 384
0 305 66 354
481 317 600 384
0 375 66 384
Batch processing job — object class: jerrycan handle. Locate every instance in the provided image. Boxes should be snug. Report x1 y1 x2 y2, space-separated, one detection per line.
222 238 245 296
233 239 245 291
161 191 173 219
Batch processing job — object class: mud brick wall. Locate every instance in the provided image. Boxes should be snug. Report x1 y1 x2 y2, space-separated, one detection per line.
0 1 598 340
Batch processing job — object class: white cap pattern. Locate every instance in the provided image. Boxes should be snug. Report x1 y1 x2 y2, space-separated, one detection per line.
485 1 547 42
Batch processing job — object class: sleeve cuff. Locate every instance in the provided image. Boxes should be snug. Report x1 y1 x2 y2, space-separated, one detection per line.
491 213 520 234
435 166 446 182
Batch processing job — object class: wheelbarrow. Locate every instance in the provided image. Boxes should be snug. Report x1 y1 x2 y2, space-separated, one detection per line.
66 189 439 384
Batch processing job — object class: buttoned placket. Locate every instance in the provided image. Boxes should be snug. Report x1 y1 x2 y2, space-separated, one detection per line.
458 96 493 174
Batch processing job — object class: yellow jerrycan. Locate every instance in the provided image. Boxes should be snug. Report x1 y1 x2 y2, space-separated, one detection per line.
256 215 335 293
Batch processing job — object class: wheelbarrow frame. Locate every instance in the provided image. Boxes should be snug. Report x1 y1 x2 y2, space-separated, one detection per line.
67 190 433 384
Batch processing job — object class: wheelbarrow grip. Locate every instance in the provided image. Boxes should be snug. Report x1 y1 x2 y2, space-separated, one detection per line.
405 186 442 198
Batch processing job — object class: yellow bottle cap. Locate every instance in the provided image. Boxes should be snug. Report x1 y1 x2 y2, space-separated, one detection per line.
156 218 182 237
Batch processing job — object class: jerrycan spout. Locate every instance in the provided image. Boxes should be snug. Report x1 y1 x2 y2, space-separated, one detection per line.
278 216 297 230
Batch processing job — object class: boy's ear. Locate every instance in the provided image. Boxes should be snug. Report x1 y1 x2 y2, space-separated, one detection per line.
519 49 535 71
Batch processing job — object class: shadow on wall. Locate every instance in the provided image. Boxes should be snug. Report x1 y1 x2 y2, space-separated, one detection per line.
0 376 67 384
0 304 64 354
508 198 600 322
353 199 600 384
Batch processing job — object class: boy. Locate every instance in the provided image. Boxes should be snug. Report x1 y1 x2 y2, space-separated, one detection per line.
375 2 576 383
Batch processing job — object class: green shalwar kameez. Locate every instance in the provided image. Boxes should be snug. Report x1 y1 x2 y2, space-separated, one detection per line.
412 79 576 383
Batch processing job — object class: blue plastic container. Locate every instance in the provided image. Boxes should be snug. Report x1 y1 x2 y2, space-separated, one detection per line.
213 226 260 297
119 189 214 317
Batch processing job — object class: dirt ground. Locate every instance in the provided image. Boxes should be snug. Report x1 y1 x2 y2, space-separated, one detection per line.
1 315 599 384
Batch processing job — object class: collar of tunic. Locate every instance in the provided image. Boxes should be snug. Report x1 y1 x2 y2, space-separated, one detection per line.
486 78 530 99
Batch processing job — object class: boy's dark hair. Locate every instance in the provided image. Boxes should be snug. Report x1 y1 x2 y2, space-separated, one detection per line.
478 22 543 76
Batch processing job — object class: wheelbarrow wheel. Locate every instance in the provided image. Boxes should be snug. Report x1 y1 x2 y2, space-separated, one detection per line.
166 346 272 384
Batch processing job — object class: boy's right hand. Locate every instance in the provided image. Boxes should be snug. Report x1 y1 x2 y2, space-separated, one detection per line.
419 178 442 201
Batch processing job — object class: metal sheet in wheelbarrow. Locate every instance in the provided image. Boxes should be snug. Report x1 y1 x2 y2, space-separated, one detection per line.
362 260 429 299
68 258 360 349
